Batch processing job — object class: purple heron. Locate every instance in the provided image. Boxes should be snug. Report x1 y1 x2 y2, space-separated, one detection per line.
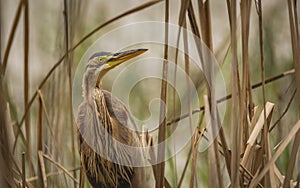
77 49 148 188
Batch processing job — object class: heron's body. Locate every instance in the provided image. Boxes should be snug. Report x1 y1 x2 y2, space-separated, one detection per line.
77 89 143 187
76 49 147 188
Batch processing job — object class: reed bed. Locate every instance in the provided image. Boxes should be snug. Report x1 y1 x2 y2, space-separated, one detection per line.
0 0 299 187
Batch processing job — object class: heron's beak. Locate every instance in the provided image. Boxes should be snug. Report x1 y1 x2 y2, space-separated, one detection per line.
107 49 148 68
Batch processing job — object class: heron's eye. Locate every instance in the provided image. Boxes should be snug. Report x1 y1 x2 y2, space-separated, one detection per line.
97 56 110 64
96 57 103 63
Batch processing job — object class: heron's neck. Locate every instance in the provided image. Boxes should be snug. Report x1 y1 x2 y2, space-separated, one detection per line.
93 83 113 133
83 73 103 101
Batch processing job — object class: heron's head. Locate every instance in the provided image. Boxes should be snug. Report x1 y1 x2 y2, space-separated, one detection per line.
82 48 148 99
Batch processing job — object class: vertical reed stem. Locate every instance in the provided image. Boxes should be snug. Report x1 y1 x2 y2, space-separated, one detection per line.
23 0 35 177
22 152 26 188
156 1 169 187
229 0 240 187
63 1 77 187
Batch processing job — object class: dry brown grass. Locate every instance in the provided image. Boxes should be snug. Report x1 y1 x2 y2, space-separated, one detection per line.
0 0 299 187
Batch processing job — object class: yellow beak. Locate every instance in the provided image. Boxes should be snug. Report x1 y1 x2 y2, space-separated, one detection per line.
107 49 148 68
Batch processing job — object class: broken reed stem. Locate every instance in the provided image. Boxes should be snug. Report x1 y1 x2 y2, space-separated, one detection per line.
241 102 274 170
37 91 43 152
37 151 47 188
249 120 300 187
37 91 43 187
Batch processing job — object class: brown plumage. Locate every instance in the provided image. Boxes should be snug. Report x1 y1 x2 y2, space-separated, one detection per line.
76 49 147 188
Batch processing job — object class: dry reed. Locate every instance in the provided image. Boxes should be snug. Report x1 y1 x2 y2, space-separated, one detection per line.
0 0 299 187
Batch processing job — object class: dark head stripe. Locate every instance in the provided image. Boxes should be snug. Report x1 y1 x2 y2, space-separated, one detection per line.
89 52 112 61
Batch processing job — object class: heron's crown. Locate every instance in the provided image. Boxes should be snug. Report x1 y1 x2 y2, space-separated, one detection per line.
89 52 113 61
87 49 148 70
